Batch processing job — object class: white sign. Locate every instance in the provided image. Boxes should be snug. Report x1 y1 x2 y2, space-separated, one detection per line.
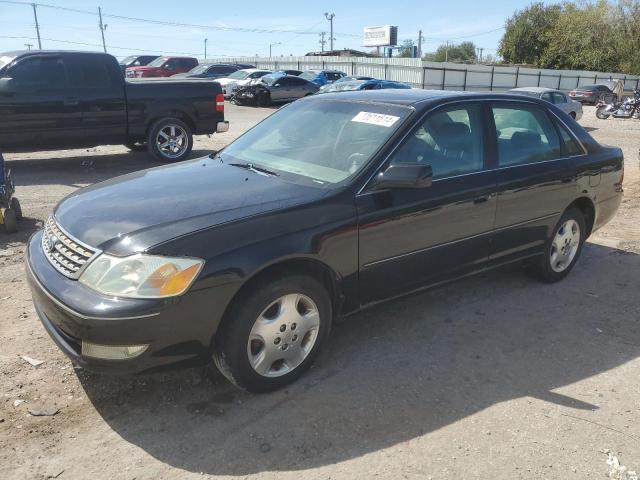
352 111 400 128
363 25 398 47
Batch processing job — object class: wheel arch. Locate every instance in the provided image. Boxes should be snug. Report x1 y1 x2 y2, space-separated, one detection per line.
567 196 596 238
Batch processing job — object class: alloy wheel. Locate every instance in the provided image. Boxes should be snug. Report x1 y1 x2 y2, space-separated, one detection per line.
156 124 188 159
550 219 581 273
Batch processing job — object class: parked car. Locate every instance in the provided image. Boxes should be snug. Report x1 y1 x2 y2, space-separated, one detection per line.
232 63 257 69
118 55 159 75
125 56 198 78
269 69 303 77
26 89 623 392
568 84 613 104
509 87 583 120
318 79 411 94
335 75 375 83
0 51 228 162
299 69 347 86
217 68 272 97
172 63 240 80
253 74 318 105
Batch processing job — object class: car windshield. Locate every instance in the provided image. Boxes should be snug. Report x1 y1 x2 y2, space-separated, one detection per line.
189 64 211 74
229 70 251 80
120 55 137 65
219 100 412 187
147 57 168 67
299 71 318 81
0 55 15 70
261 74 282 85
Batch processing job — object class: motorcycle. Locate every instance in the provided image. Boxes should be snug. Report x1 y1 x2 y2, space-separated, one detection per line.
596 89 640 119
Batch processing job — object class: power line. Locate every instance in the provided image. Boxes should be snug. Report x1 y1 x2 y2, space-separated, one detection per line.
424 26 505 41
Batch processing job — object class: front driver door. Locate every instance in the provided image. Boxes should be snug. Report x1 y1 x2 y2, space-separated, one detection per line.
357 102 498 304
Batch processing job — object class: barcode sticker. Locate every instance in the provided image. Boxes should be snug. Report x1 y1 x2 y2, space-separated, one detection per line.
351 111 400 127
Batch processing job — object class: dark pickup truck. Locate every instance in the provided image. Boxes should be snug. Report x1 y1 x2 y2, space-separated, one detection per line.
0 51 228 162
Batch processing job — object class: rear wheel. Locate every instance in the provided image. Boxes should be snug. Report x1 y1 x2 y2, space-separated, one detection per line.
530 207 585 283
213 274 332 392
256 90 271 107
10 197 22 220
2 208 17 233
595 105 611 119
147 118 193 162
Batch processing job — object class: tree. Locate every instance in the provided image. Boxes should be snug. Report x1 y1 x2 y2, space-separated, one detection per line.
498 2 562 65
399 39 416 58
425 41 477 62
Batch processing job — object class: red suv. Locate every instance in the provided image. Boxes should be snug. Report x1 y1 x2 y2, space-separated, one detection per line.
126 56 198 78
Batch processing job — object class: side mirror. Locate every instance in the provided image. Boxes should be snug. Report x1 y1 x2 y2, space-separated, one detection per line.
369 163 433 190
0 77 16 94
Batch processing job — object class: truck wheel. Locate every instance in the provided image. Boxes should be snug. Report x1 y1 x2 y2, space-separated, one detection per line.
125 142 147 152
3 208 18 233
213 274 332 392
10 198 22 220
147 118 193 162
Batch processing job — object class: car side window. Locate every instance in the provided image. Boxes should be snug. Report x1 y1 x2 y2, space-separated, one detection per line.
164 59 178 70
388 104 485 179
9 57 68 91
492 105 562 167
555 121 584 156
541 92 554 103
552 92 567 104
71 57 112 89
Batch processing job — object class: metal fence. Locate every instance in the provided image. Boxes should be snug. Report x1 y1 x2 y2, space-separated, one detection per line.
207 56 640 93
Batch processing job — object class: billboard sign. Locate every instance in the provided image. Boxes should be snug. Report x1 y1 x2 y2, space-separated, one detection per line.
363 25 398 47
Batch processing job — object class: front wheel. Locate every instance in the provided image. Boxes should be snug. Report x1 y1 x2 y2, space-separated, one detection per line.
147 118 193 162
213 274 332 392
596 105 611 119
2 208 18 233
530 207 586 283
10 197 22 220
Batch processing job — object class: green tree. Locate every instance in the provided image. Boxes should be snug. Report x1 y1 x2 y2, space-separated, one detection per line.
425 41 477 62
610 0 640 74
399 39 416 58
498 2 562 65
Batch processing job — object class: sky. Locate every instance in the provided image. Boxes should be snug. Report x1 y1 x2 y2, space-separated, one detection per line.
0 0 547 59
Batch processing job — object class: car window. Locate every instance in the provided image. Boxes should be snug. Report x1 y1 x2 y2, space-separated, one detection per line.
184 59 197 69
9 57 68 90
70 56 112 89
555 120 584 156
276 77 292 86
289 77 307 85
492 105 562 167
164 59 178 70
219 66 237 74
325 72 344 81
389 104 484 179
541 92 554 103
299 71 318 81
552 92 566 104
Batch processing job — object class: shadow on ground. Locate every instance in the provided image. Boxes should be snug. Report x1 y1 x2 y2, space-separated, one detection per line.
78 243 640 475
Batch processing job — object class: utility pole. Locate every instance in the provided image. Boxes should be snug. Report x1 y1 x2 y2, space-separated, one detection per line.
445 41 449 62
24 43 33 51
324 13 335 52
204 38 208 59
477 47 484 63
319 32 326 52
31 3 41 49
269 42 281 57
98 7 107 53
417 30 424 59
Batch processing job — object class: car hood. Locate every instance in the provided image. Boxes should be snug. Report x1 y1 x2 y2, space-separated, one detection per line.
53 156 328 256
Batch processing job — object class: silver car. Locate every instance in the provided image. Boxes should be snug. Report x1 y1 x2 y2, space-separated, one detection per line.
509 87 583 121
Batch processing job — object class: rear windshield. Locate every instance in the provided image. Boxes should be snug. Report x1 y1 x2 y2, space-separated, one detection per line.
189 64 210 74
120 55 137 65
147 57 168 67
299 71 318 81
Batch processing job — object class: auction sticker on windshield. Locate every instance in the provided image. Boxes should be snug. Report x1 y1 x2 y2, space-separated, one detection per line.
351 111 400 127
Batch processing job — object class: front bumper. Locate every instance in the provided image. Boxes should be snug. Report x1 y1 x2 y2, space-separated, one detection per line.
25 231 234 374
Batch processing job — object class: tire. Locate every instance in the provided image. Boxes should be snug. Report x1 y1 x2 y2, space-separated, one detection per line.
256 91 271 107
595 105 611 120
568 111 576 119
10 197 22 220
530 207 586 283
3 208 17 233
147 117 193 162
213 274 332 392
125 142 147 152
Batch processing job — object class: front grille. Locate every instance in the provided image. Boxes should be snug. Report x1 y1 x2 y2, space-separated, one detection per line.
41 217 99 279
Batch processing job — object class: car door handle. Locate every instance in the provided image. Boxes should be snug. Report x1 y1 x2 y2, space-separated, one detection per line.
473 195 491 204
63 97 79 106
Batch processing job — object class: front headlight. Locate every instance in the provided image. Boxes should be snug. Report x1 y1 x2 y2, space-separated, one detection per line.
79 253 203 298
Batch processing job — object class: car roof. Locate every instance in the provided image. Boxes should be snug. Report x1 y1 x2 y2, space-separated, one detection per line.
239 68 271 73
305 89 554 110
510 87 558 94
3 50 107 57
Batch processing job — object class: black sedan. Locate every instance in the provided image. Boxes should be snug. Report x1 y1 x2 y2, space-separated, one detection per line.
172 63 240 80
568 84 613 104
252 74 318 105
27 90 623 392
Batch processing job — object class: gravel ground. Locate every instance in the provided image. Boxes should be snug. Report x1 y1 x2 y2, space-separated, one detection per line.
0 104 639 480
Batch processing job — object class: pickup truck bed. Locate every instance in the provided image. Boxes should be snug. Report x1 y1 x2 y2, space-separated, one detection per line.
0 51 227 162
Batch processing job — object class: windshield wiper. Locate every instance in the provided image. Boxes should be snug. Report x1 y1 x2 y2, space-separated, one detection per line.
228 162 279 177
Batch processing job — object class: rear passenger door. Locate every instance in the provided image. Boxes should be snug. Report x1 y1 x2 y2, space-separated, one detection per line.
489 102 578 263
357 102 498 304
68 55 126 145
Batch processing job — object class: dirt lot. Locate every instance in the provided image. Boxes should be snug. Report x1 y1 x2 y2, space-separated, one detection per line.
1 104 639 480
